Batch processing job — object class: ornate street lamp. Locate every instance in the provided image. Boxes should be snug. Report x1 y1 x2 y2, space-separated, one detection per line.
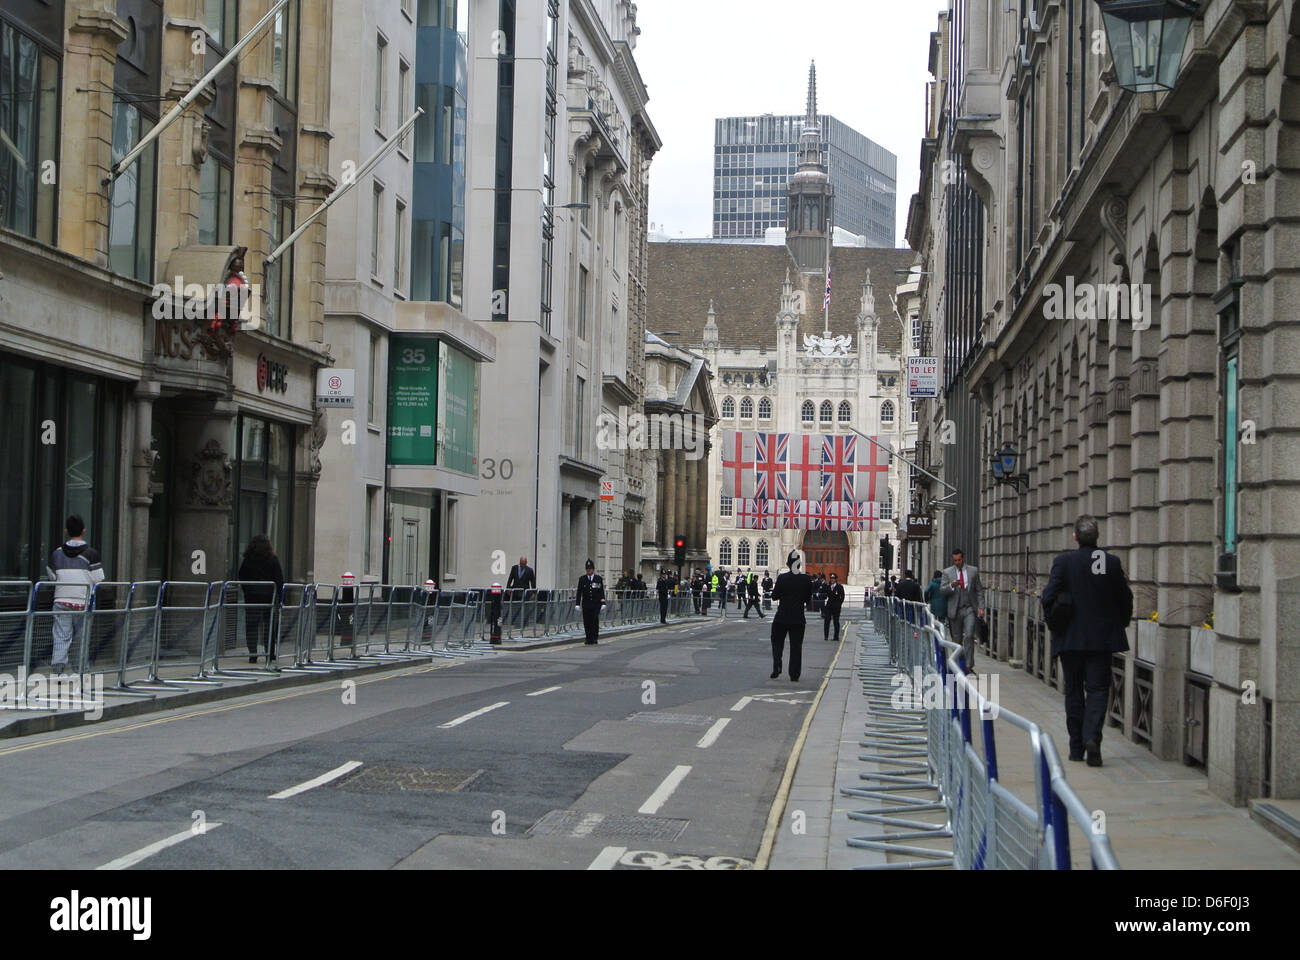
990 443 1029 493
1094 1 1200 94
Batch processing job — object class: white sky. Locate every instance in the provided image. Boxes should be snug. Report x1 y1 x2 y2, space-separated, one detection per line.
635 0 950 246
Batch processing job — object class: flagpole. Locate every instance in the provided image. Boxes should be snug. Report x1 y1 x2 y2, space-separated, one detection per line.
848 427 957 504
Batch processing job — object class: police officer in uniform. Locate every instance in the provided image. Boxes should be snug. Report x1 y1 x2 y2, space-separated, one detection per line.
575 559 607 644
656 568 672 624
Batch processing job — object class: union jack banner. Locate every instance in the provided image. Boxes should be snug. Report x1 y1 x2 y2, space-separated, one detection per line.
748 499 775 530
736 496 760 529
805 499 827 531
820 435 856 502
821 500 853 532
778 499 803 530
754 433 789 501
848 501 880 532
855 436 892 504
720 431 756 499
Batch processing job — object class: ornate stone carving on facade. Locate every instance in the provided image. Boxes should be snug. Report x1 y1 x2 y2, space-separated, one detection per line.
191 118 210 168
188 439 232 507
309 407 326 481
1100 194 1130 283
803 333 853 358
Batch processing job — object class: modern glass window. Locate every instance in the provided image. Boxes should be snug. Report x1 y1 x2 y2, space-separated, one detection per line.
881 400 895 425
720 495 733 518
755 540 769 567
737 539 751 566
801 400 815 423
758 398 772 420
0 21 59 244
718 539 732 566
108 101 157 282
394 199 407 290
198 155 232 245
371 183 384 278
374 34 387 131
838 401 852 423
272 0 298 102
721 397 735 419
819 401 833 424
740 397 753 419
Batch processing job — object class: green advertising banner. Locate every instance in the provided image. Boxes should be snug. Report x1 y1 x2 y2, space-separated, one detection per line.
438 341 479 475
388 335 438 466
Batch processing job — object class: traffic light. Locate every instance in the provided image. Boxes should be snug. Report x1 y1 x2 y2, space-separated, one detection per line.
673 536 686 567
879 535 894 573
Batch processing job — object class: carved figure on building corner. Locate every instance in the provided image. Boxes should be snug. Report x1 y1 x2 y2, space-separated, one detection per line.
188 439 232 507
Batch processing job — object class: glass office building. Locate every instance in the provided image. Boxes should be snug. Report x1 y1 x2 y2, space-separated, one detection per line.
713 114 896 247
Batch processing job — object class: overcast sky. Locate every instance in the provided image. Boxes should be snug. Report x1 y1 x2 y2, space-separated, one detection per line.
635 0 949 246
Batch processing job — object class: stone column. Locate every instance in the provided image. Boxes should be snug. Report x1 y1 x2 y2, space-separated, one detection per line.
169 398 237 581
696 440 711 550
684 454 697 557
674 450 688 554
127 383 159 582
663 449 677 547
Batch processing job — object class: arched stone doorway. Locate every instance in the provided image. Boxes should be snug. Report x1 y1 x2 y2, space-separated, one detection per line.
802 530 849 583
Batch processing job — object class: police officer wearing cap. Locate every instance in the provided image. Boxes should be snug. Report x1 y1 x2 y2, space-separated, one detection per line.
575 559 606 644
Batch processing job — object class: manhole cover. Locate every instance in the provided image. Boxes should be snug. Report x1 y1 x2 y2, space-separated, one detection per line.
625 712 715 726
527 810 690 842
334 765 484 793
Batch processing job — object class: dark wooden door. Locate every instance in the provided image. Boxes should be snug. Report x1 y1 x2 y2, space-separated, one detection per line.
801 530 849 583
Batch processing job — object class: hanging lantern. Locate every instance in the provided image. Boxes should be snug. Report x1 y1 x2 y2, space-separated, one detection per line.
1094 1 1200 93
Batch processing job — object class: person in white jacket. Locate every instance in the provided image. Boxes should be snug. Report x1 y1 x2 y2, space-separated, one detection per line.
45 515 105 674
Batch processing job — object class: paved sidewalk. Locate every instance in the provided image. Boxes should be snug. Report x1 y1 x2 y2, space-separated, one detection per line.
770 620 1300 870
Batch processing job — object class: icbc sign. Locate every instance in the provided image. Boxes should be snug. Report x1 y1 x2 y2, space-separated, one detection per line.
257 353 288 393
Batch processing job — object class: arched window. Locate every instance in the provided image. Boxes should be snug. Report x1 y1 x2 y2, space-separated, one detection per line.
801 400 815 423
820 401 833 424
722 396 735 419
758 398 772 420
740 397 754 419
838 401 852 423
755 540 769 567
881 400 896 425
720 495 733 519
719 539 733 566
737 539 751 566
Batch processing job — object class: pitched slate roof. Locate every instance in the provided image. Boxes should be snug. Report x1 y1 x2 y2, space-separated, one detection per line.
647 241 917 355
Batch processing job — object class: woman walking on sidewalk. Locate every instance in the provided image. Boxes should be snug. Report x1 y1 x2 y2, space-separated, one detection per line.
238 535 284 663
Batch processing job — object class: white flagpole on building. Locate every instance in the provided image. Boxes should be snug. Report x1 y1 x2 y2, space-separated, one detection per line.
103 0 291 185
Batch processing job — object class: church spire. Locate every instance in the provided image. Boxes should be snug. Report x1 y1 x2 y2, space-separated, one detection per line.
787 61 834 274
806 61 818 125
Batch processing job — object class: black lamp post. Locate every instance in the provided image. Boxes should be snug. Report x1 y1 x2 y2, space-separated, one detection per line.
990 443 1030 493
1094 1 1200 94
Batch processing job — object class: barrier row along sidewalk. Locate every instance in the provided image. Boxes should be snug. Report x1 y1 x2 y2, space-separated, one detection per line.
847 597 1120 870
0 580 698 712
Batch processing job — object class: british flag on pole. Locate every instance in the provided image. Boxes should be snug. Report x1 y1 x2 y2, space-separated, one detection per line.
753 433 789 501
855 436 892 504
820 435 856 502
720 431 756 499
788 433 824 501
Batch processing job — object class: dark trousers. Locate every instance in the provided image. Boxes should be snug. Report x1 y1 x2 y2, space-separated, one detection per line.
823 609 841 642
582 605 601 642
659 596 669 622
246 607 272 657
771 622 805 681
1059 651 1111 753
743 595 763 617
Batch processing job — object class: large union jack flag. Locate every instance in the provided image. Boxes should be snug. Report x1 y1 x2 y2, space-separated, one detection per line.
805 500 827 531
778 499 803 530
820 435 856 502
753 433 789 501
750 499 775 530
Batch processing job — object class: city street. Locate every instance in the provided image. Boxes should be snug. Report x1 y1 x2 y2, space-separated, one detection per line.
0 618 836 870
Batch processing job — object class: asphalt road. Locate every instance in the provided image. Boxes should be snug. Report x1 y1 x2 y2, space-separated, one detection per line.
0 612 842 870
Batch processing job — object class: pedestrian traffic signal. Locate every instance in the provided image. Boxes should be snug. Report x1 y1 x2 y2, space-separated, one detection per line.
674 536 686 567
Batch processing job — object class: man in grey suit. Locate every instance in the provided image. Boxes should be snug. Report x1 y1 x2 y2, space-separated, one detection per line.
940 548 984 671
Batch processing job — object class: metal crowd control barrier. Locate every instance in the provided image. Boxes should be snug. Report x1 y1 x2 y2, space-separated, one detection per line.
848 598 1120 871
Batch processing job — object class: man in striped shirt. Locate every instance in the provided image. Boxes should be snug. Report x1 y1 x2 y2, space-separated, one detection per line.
46 515 106 675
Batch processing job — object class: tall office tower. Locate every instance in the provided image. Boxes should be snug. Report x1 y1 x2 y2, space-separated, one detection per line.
713 63 897 247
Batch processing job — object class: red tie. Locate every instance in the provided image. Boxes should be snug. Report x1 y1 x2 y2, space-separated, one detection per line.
959 571 965 589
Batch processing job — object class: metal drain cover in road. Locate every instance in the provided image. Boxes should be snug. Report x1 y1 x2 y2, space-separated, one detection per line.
527 810 690 843
625 711 715 726
334 765 484 793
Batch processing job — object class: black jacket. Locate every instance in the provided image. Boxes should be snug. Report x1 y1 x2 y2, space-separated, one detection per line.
238 554 285 605
822 583 845 615
746 575 760 598
1041 546 1133 657
772 572 814 625
576 574 606 609
895 578 924 603
656 576 671 598
507 564 536 590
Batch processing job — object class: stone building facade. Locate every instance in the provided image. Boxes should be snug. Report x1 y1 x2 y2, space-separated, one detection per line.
907 0 1300 805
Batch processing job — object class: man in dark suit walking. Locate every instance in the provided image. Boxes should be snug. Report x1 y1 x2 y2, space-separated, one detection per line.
575 559 606 644
1042 515 1133 767
770 550 814 681
742 570 765 619
822 572 845 642
507 556 536 625
656 568 672 623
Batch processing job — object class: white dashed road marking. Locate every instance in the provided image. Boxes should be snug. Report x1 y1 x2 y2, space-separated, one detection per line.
587 845 628 870
97 823 224 870
439 701 510 728
638 765 692 815
527 686 562 697
268 761 363 800
696 718 731 749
